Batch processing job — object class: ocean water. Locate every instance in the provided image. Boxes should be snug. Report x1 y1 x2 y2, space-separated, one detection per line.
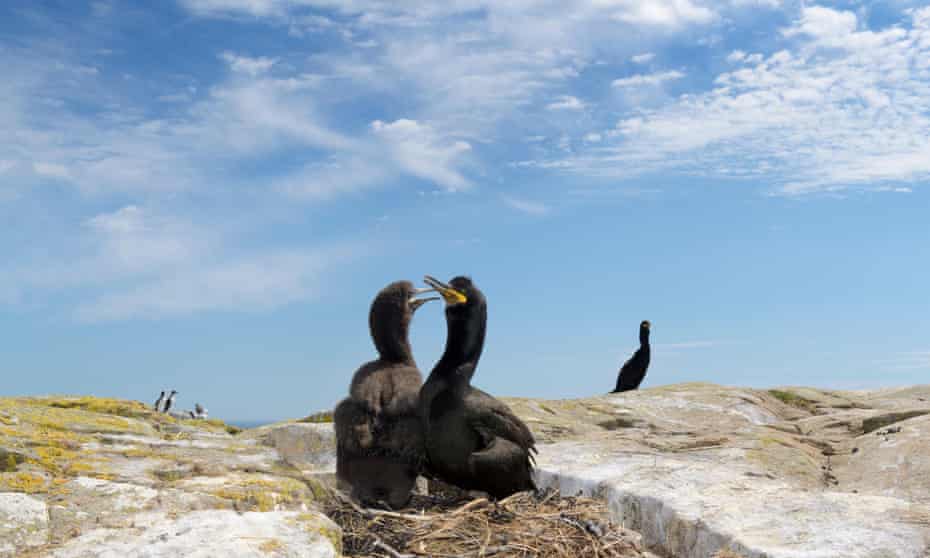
227 419 277 430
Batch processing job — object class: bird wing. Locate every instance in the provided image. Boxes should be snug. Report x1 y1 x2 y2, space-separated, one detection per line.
463 388 537 459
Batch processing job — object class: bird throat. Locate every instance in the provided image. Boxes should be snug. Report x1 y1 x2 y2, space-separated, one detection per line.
433 309 486 384
371 312 414 364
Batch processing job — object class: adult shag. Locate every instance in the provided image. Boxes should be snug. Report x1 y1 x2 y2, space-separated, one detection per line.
154 391 166 412
612 320 651 393
162 390 178 413
334 280 437 509
418 275 537 499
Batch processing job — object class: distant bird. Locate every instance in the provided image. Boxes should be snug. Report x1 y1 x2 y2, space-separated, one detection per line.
153 391 166 412
194 403 207 419
612 320 651 393
418 275 537 499
334 280 438 509
162 390 178 413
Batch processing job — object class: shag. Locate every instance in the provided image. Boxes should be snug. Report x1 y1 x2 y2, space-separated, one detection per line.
612 321 651 393
154 391 166 412
334 280 437 509
418 276 537 499
162 390 178 413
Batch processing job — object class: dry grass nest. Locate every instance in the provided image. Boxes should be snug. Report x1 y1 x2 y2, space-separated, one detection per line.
323 481 645 557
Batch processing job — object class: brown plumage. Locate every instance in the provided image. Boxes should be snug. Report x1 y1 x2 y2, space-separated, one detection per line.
334 280 435 509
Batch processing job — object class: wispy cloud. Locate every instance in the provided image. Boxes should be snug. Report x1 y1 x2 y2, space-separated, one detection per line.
656 340 730 350
546 95 586 111
631 52 656 64
529 6 930 195
1 205 361 321
502 195 550 216
875 351 930 371
611 70 685 88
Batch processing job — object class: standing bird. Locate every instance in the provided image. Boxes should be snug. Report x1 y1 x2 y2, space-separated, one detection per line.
612 321 651 393
334 281 437 509
153 391 166 412
162 390 178 413
418 275 537 499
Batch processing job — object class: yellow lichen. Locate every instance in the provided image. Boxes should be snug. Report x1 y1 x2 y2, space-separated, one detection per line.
210 477 314 512
258 539 286 553
0 472 48 493
293 513 342 554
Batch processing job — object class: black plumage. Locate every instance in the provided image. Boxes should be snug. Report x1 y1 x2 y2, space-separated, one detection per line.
154 391 165 412
612 321 651 393
418 276 537 499
162 390 177 413
334 280 435 509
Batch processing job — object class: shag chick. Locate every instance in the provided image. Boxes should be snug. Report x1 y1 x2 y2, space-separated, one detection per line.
418 275 537 499
334 280 437 509
612 320 651 393
154 391 166 412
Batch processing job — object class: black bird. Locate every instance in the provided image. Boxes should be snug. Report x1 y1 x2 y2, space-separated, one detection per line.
418 275 537 499
334 280 437 509
612 321 651 393
153 391 166 412
162 390 178 413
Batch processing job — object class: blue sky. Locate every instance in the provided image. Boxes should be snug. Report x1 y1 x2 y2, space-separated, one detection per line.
1 0 928 422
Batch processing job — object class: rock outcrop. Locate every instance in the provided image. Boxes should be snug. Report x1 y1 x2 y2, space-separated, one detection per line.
507 383 930 558
0 397 339 558
2 385 929 557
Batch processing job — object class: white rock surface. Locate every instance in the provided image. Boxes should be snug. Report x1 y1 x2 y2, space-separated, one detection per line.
49 510 339 558
0 492 49 557
507 384 930 558
536 444 928 558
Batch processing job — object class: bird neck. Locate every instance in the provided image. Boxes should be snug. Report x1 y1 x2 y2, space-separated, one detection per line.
371 314 415 365
432 309 485 383
639 329 650 347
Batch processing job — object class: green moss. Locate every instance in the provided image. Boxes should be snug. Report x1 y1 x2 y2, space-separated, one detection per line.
1 449 25 472
46 397 151 419
862 410 929 434
298 411 334 424
152 468 189 483
768 390 818 412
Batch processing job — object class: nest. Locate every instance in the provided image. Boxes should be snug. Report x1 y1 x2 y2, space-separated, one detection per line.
323 481 646 558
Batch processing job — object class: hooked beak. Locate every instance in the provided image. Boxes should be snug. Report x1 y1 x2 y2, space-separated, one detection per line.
423 275 467 305
408 287 439 313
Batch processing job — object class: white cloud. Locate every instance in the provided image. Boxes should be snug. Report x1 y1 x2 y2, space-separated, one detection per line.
370 119 472 191
726 50 746 63
611 70 685 87
631 52 656 64
221 51 277 75
502 195 549 216
783 5 857 43
534 7 930 195
2 204 359 321
33 162 71 179
277 156 389 201
606 0 715 26
546 95 585 111
584 132 603 142
74 248 345 322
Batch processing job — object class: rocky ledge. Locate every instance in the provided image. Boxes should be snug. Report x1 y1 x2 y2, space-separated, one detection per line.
2 384 929 557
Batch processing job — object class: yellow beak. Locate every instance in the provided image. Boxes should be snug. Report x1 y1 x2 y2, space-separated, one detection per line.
423 275 467 305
